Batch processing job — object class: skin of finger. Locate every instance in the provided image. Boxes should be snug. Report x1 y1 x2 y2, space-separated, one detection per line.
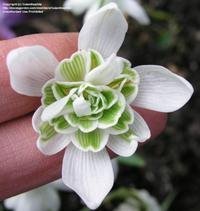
0 109 166 200
0 33 78 124
0 114 63 200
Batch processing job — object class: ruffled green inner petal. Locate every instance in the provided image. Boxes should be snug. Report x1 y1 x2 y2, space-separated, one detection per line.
65 113 98 133
108 65 139 102
118 129 138 143
39 122 56 141
87 112 103 120
89 50 103 70
98 94 125 128
75 129 105 150
111 106 134 134
84 87 107 114
108 77 126 90
39 50 139 146
122 67 139 81
101 88 118 109
51 116 74 134
42 82 56 106
121 82 138 101
58 51 87 82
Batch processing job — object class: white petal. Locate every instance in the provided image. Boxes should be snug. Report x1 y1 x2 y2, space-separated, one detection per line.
14 186 60 211
4 196 20 209
64 0 95 15
84 1 99 22
107 135 138 157
73 96 92 117
121 0 150 25
41 88 76 122
32 106 43 132
41 96 68 121
62 144 114 209
85 55 123 85
37 134 71 155
133 65 194 112
78 3 128 58
130 111 151 143
7 45 59 96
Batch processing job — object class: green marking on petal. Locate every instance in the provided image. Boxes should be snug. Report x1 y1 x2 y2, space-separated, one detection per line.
52 83 67 99
121 82 138 103
108 77 126 90
118 128 138 143
98 93 126 129
39 122 56 141
101 88 118 109
108 65 139 102
89 50 103 70
53 81 81 98
110 106 134 135
42 81 56 106
51 116 77 134
65 113 98 133
87 112 103 120
74 129 107 151
122 67 139 81
58 51 87 82
123 59 131 68
85 87 107 114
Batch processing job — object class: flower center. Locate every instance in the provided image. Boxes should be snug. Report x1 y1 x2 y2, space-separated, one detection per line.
39 50 139 147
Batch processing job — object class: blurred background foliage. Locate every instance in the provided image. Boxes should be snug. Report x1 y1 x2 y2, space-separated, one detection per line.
1 0 200 210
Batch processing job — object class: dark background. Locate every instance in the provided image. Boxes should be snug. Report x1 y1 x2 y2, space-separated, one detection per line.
1 0 200 210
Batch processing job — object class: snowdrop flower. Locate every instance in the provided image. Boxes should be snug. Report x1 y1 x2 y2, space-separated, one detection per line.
64 0 150 25
114 189 161 211
7 3 193 209
4 180 63 211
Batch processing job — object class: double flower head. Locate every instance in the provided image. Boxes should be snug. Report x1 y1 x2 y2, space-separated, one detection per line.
7 3 193 209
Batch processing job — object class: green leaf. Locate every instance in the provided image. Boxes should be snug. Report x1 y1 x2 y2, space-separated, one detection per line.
74 129 108 151
161 192 177 211
98 93 125 129
79 207 90 211
39 122 56 141
110 106 134 135
118 154 146 168
89 50 103 70
42 81 56 106
58 51 87 82
65 113 98 133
